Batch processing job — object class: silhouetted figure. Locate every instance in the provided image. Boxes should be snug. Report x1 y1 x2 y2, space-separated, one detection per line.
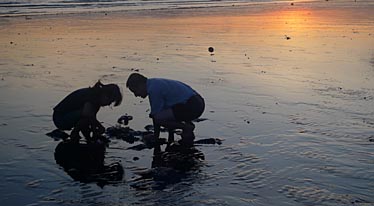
52 81 122 143
126 73 205 147
54 140 123 187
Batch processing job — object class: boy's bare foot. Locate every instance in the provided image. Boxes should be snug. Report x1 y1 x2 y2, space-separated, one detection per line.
179 122 195 147
183 122 195 134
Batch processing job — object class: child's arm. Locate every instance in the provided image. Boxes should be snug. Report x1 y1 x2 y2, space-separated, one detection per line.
82 102 104 134
91 119 105 134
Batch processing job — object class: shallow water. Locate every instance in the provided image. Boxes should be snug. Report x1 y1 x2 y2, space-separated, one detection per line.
0 0 293 17
2 0 374 17
0 2 373 206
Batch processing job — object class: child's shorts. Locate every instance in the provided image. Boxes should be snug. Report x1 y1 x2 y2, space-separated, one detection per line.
172 94 205 122
53 110 81 130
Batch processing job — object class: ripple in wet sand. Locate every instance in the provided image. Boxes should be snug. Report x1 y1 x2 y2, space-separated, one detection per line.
278 185 369 206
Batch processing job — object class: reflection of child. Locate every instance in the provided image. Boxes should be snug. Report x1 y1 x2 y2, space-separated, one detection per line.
53 81 122 143
126 73 205 146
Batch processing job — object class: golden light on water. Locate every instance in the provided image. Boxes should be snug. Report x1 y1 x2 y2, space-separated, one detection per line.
0 5 372 89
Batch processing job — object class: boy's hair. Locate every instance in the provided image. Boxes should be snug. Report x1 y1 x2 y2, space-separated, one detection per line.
126 73 147 90
93 80 123 107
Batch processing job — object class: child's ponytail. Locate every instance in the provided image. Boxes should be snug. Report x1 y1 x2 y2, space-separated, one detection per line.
93 80 104 89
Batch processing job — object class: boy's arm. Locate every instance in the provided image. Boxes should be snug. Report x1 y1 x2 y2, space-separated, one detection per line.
152 117 160 139
152 118 161 154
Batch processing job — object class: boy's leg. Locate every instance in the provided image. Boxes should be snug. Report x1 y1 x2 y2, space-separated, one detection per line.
180 122 195 146
154 110 195 146
153 109 184 144
172 94 205 146
168 129 175 144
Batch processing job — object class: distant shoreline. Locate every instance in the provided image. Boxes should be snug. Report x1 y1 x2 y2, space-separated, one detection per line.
1 0 373 20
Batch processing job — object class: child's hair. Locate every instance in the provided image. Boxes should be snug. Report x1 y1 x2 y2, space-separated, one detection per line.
92 81 123 107
126 73 147 90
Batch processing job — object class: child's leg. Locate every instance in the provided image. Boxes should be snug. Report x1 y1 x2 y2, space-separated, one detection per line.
53 110 80 131
70 127 81 142
71 118 91 142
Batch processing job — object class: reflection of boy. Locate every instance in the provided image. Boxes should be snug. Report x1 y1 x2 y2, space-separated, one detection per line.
126 73 205 146
53 81 122 143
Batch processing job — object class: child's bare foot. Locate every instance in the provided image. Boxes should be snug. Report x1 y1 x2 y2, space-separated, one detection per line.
70 131 81 143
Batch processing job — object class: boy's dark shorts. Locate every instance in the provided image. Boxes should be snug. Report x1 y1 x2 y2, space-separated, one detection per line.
53 110 81 130
172 94 205 122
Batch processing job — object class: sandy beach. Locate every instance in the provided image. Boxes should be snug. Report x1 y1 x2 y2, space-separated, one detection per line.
0 1 373 205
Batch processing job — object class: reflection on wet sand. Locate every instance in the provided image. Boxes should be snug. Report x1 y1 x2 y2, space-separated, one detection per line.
54 141 123 187
52 120 217 190
130 146 205 191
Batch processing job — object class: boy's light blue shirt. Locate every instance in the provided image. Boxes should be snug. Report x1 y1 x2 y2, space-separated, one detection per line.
147 78 197 116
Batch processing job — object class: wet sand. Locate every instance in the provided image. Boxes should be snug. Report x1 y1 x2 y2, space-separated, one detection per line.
0 1 374 205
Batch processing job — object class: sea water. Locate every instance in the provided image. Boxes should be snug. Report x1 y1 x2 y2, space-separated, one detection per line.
1 0 318 17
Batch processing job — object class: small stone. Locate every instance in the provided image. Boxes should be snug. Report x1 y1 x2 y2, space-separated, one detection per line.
133 157 139 161
208 47 214 53
117 114 133 125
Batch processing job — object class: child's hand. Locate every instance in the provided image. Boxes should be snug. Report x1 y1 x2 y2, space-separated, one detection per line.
96 124 105 134
144 133 154 140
